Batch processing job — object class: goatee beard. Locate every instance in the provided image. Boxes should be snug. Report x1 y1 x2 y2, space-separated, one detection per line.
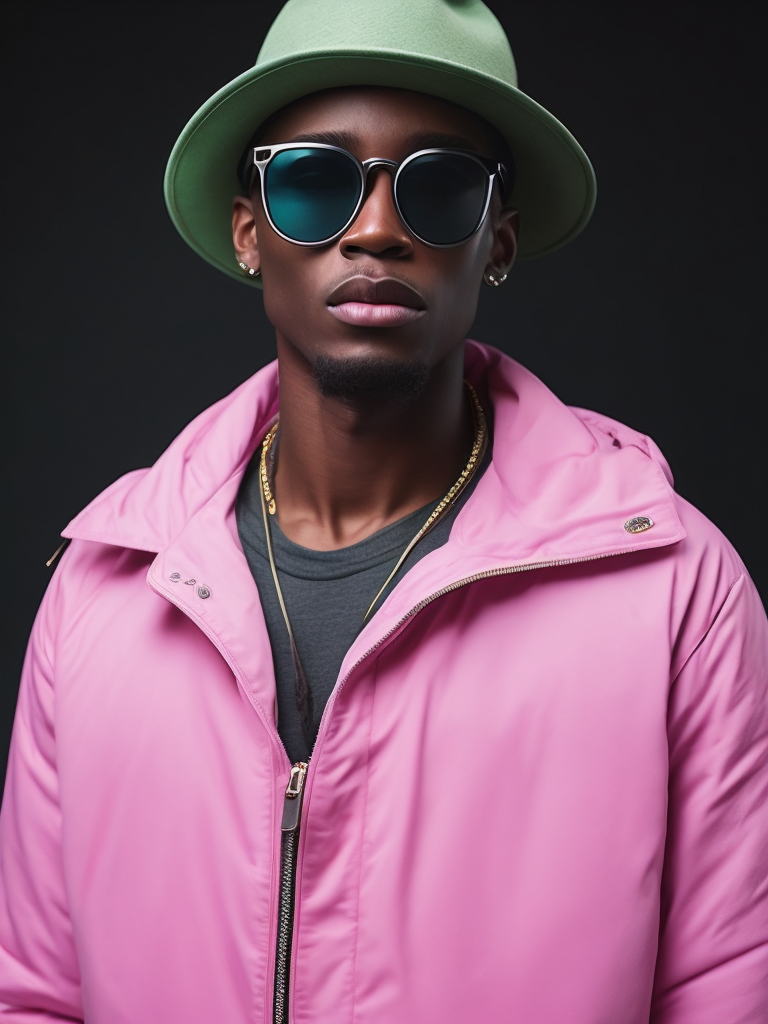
312 355 429 405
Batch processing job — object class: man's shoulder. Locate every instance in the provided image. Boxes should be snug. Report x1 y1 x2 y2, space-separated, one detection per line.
62 468 154 549
563 401 756 616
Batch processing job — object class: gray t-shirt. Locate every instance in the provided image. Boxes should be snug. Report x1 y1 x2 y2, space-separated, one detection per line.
236 448 488 763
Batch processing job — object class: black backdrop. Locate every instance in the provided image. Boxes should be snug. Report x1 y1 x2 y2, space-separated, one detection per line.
5 2 766 774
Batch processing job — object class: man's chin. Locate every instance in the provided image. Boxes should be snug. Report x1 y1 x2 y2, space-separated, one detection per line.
312 355 429 405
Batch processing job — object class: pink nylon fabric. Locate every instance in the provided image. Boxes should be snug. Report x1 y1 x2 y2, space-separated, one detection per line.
1 342 766 1023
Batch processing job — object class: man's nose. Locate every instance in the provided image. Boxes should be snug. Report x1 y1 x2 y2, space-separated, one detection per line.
339 165 414 259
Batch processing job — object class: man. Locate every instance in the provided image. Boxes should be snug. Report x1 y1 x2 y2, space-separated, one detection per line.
1 1 766 1022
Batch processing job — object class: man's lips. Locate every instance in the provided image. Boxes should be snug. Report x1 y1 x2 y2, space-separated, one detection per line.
327 302 426 327
326 275 426 308
325 276 426 328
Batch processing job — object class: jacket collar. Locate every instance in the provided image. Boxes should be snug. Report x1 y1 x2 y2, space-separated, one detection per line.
64 341 685 565
64 360 279 553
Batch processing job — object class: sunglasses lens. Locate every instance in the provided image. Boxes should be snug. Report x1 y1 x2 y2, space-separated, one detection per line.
264 148 362 243
397 153 490 245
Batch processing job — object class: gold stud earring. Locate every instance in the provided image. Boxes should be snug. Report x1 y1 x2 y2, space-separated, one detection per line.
483 270 508 287
235 253 260 277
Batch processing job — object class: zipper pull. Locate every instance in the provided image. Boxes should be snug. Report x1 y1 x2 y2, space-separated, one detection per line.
281 762 308 833
45 538 71 568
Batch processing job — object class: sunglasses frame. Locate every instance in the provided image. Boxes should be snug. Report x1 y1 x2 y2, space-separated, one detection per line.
245 142 508 249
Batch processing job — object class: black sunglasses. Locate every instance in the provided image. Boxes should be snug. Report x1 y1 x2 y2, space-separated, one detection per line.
241 143 509 248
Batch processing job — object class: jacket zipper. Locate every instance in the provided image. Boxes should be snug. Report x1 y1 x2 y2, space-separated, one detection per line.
334 549 645 692
274 761 308 1024
153 548 660 1021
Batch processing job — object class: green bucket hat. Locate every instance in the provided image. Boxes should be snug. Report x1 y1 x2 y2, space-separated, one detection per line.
164 0 596 288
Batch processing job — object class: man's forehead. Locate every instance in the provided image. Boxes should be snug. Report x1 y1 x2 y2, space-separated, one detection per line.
255 86 501 153
274 128 482 154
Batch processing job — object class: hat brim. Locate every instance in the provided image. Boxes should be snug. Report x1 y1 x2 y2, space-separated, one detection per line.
164 50 597 288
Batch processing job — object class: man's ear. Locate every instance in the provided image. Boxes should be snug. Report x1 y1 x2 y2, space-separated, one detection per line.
488 206 519 279
232 195 261 273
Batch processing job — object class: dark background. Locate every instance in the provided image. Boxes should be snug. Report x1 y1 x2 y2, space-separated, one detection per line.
5 2 766 776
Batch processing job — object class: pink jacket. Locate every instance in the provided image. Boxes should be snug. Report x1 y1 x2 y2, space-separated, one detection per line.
1 342 766 1023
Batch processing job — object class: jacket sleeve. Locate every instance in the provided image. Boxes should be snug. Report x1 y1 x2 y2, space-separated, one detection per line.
651 573 768 1023
0 564 84 1021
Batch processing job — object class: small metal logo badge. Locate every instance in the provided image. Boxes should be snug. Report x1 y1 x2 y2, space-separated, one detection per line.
169 572 211 598
624 516 654 534
170 572 197 585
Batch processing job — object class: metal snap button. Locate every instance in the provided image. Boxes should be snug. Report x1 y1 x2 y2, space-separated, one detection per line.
197 585 211 600
624 516 654 534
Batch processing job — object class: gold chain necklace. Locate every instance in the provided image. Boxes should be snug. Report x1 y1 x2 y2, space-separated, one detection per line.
259 381 487 648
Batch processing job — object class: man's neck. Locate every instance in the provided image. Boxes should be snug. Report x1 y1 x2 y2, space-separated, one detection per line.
271 339 471 551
